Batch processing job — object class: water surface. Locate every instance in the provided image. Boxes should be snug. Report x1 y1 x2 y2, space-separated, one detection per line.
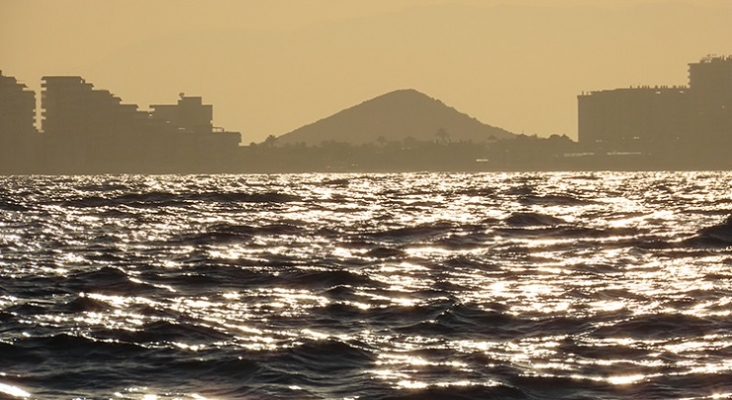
1 172 732 399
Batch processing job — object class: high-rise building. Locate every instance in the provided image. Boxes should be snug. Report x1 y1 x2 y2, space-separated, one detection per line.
688 56 732 143
0 73 243 174
39 76 153 172
578 87 689 147
0 71 39 174
41 76 145 136
688 55 732 94
0 71 36 137
578 56 732 151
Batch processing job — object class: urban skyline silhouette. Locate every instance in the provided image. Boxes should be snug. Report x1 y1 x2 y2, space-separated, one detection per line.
1 55 731 174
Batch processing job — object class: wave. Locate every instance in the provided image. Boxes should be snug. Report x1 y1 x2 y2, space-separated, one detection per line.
0 199 27 211
4 173 732 399
282 339 376 371
453 187 497 197
363 222 456 243
68 266 156 295
61 191 301 208
171 223 308 245
591 313 723 339
96 320 232 344
504 212 566 227
435 232 494 250
696 215 732 243
365 247 407 258
518 194 597 206
76 182 132 192
380 384 526 400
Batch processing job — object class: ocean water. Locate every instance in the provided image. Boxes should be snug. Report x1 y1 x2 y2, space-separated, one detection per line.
2 172 732 400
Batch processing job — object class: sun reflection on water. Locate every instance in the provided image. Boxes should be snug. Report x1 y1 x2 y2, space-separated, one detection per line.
3 172 732 398
0 382 30 399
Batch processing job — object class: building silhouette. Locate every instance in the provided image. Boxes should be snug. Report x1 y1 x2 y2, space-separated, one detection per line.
40 76 148 172
4 57 731 174
578 86 689 146
578 56 732 166
688 56 732 145
0 74 242 174
151 95 213 134
41 76 148 138
0 71 40 173
147 94 241 170
0 71 36 136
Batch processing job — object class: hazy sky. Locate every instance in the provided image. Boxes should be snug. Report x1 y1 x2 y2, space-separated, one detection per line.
2 0 731 142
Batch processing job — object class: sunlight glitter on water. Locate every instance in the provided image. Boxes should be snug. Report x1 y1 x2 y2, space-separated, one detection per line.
0 382 31 399
3 172 732 399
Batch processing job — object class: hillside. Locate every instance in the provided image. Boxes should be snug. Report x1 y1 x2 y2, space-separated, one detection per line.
274 89 515 146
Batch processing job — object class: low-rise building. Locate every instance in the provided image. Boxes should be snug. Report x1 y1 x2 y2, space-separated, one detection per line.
151 95 213 134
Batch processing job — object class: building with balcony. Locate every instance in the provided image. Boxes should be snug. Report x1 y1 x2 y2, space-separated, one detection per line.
0 71 36 137
32 76 242 173
41 76 146 137
0 71 40 173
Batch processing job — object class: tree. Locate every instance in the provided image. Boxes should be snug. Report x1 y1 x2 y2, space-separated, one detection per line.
263 134 278 147
435 127 451 144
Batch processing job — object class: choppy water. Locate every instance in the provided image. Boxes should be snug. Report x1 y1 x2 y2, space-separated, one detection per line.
2 172 732 399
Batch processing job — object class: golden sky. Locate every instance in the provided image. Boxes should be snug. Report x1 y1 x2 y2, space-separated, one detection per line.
2 0 731 142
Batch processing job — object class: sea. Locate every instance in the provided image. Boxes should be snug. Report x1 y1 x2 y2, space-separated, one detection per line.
2 172 732 400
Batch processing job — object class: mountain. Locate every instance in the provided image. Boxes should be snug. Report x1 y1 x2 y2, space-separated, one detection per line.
274 89 515 146
53 3 731 141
